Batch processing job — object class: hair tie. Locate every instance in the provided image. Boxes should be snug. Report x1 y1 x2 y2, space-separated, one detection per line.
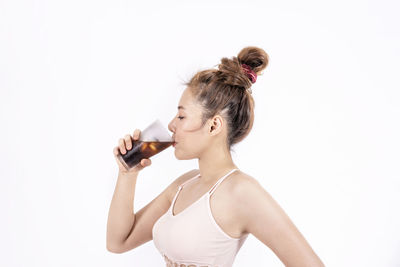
241 64 257 84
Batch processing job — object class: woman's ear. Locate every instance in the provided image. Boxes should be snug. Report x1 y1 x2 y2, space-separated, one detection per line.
209 116 223 134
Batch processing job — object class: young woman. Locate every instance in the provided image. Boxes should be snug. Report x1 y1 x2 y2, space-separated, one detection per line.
107 47 325 267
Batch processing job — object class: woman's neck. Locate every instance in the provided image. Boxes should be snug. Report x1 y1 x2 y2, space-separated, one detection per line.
197 147 238 184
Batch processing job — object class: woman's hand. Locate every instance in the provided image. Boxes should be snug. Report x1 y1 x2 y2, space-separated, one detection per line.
113 129 152 174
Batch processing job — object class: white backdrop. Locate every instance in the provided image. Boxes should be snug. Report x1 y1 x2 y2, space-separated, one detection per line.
1 0 399 266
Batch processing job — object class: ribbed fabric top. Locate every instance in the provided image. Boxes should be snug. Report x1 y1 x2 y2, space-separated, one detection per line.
152 169 249 267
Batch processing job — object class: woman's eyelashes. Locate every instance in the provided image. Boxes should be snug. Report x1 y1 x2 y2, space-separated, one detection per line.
177 116 185 120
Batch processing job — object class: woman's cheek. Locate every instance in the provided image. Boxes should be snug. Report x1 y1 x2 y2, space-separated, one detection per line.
181 121 203 132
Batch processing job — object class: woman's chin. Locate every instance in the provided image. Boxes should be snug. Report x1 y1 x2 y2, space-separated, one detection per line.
174 149 196 160
174 149 182 159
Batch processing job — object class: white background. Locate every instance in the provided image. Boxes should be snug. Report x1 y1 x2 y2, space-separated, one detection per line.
1 0 399 266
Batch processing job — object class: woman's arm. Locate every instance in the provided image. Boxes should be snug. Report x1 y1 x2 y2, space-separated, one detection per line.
106 171 139 252
233 177 325 267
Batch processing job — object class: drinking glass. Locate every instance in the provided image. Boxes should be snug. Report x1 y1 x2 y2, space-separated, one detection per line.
116 119 173 170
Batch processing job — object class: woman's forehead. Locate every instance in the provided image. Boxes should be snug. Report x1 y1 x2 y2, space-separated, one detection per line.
178 89 200 112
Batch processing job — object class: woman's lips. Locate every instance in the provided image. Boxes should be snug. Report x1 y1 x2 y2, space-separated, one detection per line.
173 142 177 147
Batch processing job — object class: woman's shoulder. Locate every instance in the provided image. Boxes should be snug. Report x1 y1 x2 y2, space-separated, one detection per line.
227 170 261 192
227 171 277 235
220 170 265 235
226 170 271 209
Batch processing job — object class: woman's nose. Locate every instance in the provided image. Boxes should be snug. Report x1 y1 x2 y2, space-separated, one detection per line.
168 119 175 133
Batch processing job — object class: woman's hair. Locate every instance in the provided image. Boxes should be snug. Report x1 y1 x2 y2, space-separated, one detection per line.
185 46 269 151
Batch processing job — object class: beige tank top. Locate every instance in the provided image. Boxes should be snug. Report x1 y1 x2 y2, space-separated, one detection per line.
152 169 249 267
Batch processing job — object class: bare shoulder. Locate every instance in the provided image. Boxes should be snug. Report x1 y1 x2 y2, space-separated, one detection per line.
229 172 325 266
226 171 274 231
227 170 263 193
229 171 274 212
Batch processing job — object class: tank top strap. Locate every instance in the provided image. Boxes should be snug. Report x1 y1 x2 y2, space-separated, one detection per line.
208 168 239 196
178 172 201 190
171 173 201 209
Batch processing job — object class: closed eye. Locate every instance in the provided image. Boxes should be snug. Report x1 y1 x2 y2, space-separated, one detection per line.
177 116 184 120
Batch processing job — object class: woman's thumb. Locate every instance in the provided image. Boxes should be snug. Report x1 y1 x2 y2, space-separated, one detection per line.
138 158 151 169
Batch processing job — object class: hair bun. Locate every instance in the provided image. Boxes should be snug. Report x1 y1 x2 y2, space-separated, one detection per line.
238 46 269 76
213 46 269 91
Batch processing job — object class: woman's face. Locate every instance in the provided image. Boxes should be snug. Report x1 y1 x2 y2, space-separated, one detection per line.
168 88 211 160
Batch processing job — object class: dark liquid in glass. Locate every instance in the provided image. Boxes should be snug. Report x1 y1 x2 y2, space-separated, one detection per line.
118 141 173 169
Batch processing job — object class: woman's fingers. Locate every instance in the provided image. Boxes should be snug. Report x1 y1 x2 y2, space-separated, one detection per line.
124 134 132 150
118 138 126 154
114 129 148 173
133 129 140 141
121 129 140 154
118 129 141 155
140 158 151 167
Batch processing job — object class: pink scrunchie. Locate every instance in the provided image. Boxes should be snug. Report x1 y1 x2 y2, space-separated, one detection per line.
241 64 257 83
